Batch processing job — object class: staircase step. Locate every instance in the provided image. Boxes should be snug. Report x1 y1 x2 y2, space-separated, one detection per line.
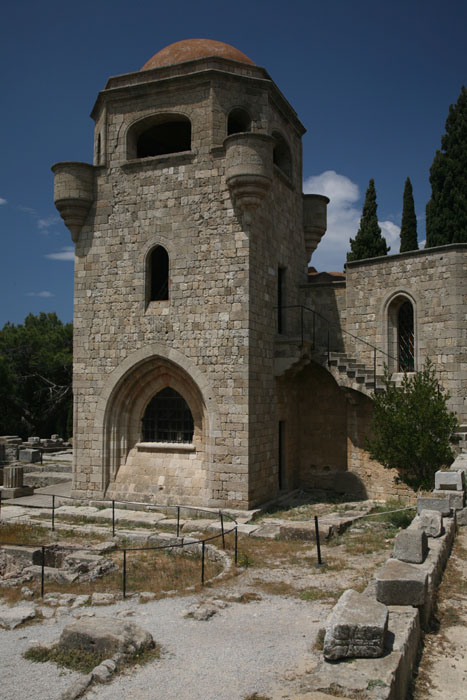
23 463 71 474
23 472 71 489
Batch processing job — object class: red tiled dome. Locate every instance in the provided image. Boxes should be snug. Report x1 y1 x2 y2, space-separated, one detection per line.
141 39 255 71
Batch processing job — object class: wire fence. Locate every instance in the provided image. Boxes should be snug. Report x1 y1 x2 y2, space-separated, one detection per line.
0 494 239 597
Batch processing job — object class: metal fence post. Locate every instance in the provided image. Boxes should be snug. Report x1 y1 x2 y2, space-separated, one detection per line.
41 546 45 597
201 541 205 584
51 495 55 531
219 510 225 549
0 490 2 521
300 305 304 347
314 515 324 566
112 500 115 537
176 506 180 537
327 327 330 365
234 526 238 565
123 549 127 599
374 347 377 392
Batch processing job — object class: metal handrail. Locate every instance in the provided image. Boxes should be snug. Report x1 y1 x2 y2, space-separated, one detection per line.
276 304 399 391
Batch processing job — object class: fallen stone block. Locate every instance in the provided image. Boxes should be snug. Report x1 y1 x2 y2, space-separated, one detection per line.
59 673 93 700
449 454 467 473
323 589 388 660
279 520 334 541
435 470 464 490
91 592 115 605
432 489 464 510
393 527 428 564
59 617 154 657
376 558 427 606
0 604 36 629
1 545 43 566
417 509 443 537
417 495 450 517
18 448 41 463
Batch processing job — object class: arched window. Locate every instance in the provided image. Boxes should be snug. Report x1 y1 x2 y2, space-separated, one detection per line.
136 117 191 158
397 301 415 372
127 115 192 160
142 387 194 443
149 246 169 301
387 295 415 372
272 131 292 179
227 108 251 135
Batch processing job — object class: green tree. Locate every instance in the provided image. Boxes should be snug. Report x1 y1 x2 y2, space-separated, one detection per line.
366 361 458 491
347 179 390 262
0 313 73 439
426 85 467 247
399 177 418 252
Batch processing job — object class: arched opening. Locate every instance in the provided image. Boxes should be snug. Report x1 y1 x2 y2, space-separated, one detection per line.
142 387 194 443
127 115 192 159
227 108 251 135
387 295 415 372
272 131 292 179
148 246 169 301
397 301 415 372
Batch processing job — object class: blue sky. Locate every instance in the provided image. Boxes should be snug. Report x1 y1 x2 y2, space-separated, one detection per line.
1 0 466 327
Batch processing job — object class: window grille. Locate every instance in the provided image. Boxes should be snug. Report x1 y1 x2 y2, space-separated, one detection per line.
398 301 414 371
142 387 194 443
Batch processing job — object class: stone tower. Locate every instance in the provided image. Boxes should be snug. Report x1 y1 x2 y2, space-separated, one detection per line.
52 39 328 508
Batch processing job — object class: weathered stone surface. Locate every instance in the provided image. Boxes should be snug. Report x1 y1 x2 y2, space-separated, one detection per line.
250 522 282 539
456 507 467 526
184 604 218 621
59 617 154 657
59 673 93 700
435 470 464 491
18 448 41 463
279 520 334 541
418 509 443 537
449 454 467 473
376 558 427 606
92 663 112 683
91 592 115 605
305 607 420 700
393 528 428 564
417 496 450 517
432 489 464 510
0 604 36 629
323 589 388 660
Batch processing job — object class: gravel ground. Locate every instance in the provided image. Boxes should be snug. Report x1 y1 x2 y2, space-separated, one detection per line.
0 592 327 700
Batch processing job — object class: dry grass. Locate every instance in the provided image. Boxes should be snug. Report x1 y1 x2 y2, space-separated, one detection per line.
1 522 223 603
24 642 162 674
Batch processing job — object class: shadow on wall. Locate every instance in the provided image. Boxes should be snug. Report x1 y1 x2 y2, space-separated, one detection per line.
301 468 368 501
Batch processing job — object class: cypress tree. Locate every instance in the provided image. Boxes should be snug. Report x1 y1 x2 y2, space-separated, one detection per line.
347 179 389 262
399 177 418 252
426 86 467 247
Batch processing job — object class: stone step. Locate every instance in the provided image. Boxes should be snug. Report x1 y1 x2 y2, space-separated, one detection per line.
22 463 72 474
23 472 71 489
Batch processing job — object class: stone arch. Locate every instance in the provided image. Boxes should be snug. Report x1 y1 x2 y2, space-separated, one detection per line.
271 130 292 179
146 244 169 303
381 290 418 373
96 345 220 503
126 112 192 160
227 107 252 135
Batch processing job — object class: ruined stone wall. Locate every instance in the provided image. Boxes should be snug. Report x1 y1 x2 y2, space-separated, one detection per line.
344 245 467 423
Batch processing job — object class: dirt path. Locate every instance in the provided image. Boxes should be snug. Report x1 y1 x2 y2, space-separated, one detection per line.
411 527 467 699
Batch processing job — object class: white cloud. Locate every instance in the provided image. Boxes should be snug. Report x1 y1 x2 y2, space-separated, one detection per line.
38 215 60 231
0 197 7 205
45 246 75 261
379 221 401 252
303 170 361 271
18 206 60 234
26 291 54 298
303 170 401 271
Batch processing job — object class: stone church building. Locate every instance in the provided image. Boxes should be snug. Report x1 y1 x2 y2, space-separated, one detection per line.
52 39 467 509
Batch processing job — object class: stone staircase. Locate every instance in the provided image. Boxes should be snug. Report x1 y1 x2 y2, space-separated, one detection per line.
22 454 72 490
274 339 385 398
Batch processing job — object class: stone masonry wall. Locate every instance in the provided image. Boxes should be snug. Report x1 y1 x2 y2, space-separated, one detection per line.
344 245 467 423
